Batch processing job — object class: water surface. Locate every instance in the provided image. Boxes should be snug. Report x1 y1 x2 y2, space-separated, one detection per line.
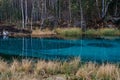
0 36 120 62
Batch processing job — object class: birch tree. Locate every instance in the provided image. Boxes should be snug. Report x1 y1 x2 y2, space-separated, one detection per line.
25 0 28 27
79 0 86 31
21 0 25 29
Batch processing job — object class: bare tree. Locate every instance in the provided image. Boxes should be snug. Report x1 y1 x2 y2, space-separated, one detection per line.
21 0 25 29
114 0 118 16
25 0 28 27
69 0 72 25
79 0 86 31
96 0 101 18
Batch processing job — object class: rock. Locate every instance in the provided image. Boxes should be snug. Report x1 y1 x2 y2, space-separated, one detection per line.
55 77 66 80
46 76 66 80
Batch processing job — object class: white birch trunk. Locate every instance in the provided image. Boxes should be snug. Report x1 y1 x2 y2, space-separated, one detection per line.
41 0 45 29
69 0 72 24
80 0 83 29
96 0 101 18
25 0 28 27
31 0 35 30
114 0 118 16
102 0 105 18
102 0 112 18
59 0 61 19
21 0 25 29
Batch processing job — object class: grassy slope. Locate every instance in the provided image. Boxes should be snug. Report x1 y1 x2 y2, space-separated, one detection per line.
0 58 119 80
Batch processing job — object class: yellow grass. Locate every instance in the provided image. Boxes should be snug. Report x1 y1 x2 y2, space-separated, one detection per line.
32 29 55 37
35 60 47 75
0 59 8 73
21 59 32 72
10 59 21 73
0 58 119 80
76 62 97 79
96 64 119 80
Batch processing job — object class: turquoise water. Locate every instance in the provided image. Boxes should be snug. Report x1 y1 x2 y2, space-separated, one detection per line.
0 36 120 62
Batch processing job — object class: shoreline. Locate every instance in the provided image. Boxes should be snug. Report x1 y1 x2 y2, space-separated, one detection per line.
0 28 120 39
1 33 120 40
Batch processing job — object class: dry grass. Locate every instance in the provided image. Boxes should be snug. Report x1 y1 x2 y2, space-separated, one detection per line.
35 60 47 75
10 59 21 73
96 64 119 80
0 58 119 80
46 61 61 74
85 28 120 36
76 62 97 79
0 59 8 73
60 58 80 74
99 28 120 36
55 28 120 38
85 29 99 36
32 29 55 37
55 28 82 37
21 59 32 72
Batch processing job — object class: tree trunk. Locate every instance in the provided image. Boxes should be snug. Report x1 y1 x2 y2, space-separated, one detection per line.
96 0 101 18
79 0 86 31
114 0 118 16
69 0 72 26
58 0 61 19
25 0 28 27
31 0 35 30
102 0 105 18
21 0 25 29
102 0 112 19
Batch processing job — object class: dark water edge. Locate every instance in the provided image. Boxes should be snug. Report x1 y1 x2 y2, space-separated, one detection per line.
1 34 120 40
0 52 119 64
0 52 76 62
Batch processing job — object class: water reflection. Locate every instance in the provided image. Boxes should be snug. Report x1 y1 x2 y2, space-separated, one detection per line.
0 37 120 62
3 36 8 40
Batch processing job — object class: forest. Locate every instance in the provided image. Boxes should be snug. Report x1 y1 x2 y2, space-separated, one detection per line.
0 1 120 80
0 0 120 30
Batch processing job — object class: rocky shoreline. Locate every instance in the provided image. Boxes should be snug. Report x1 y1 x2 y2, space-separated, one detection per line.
1 25 120 39
0 24 57 38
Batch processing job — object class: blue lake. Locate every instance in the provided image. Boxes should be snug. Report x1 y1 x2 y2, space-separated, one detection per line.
0 36 120 62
